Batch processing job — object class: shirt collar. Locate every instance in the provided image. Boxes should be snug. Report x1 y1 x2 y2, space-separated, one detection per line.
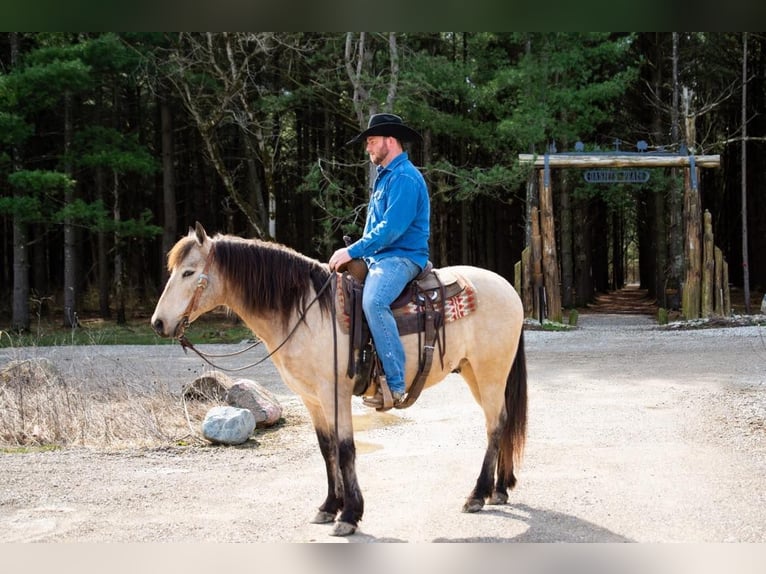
377 151 408 175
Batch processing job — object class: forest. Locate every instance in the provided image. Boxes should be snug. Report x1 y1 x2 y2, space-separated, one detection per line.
1 32 765 331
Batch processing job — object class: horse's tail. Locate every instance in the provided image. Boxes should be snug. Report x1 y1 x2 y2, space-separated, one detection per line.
499 329 527 487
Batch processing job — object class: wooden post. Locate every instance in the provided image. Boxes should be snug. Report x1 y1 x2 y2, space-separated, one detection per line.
714 246 724 316
723 259 731 316
530 206 543 320
702 210 714 317
682 166 702 319
538 169 562 322
521 246 533 317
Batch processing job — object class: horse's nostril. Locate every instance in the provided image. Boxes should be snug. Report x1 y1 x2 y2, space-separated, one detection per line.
152 319 164 334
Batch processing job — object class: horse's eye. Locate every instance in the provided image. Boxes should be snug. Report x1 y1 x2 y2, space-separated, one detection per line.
182 270 194 278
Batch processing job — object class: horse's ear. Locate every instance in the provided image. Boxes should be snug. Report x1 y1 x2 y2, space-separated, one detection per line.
194 222 207 245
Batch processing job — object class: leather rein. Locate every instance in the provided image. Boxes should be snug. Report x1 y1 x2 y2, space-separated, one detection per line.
175 247 336 373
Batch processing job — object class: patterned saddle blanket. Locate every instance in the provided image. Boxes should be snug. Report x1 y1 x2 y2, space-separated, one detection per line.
335 266 478 337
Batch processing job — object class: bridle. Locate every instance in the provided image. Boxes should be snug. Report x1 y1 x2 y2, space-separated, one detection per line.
175 244 337 373
176 247 215 342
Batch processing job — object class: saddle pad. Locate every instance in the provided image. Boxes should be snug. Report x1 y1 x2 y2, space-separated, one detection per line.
334 270 478 335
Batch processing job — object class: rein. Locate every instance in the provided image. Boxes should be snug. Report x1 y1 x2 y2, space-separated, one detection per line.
177 252 336 373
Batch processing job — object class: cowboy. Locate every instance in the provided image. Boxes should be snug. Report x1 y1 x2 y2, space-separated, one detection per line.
328 113 431 408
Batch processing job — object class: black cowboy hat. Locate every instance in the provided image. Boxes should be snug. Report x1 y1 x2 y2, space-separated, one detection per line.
346 113 422 145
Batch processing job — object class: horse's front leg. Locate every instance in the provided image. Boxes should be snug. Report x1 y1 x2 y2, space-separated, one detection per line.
333 429 363 536
323 391 363 536
305 403 343 524
305 398 364 536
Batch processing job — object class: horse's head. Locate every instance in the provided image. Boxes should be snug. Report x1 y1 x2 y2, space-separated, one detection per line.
151 222 221 338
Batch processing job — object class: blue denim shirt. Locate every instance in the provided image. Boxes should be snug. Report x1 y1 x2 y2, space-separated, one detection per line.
347 152 430 270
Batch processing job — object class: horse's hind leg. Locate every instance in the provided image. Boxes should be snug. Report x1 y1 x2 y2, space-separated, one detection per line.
463 419 505 513
488 331 527 506
489 449 515 505
458 362 507 513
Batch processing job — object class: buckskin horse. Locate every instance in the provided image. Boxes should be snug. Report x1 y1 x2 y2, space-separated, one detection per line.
151 223 527 536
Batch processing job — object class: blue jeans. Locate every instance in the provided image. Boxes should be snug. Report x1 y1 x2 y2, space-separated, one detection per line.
362 257 421 395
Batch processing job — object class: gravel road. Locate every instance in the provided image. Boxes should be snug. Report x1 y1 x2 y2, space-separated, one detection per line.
1 313 765 543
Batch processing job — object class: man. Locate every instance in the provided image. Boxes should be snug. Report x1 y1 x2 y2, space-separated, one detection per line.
328 113 430 408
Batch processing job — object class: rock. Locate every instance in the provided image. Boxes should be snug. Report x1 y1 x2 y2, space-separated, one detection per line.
202 406 255 445
225 379 282 428
761 294 766 315
182 371 234 402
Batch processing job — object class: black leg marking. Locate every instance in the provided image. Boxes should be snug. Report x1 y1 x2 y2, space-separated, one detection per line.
314 429 343 518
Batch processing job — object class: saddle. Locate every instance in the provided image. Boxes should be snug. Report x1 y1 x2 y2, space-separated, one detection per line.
337 258 468 410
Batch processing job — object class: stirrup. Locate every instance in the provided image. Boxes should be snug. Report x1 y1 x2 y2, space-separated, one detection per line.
362 390 404 411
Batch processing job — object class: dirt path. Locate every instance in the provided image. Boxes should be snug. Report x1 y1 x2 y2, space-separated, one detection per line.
1 313 765 542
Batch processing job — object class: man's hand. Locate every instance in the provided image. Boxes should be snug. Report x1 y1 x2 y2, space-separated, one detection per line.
328 247 352 271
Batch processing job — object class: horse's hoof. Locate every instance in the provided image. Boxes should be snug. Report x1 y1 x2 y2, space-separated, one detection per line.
330 521 357 536
462 498 485 513
488 492 508 505
311 510 336 524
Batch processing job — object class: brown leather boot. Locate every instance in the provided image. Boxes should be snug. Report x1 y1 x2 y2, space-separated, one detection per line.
362 390 403 409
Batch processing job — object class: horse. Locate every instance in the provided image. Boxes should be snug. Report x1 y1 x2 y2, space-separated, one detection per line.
151 223 527 537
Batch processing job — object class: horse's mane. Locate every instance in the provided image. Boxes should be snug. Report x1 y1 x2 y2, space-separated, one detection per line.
209 234 333 327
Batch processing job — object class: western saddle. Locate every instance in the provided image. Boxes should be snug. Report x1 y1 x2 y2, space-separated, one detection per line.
337 255 465 411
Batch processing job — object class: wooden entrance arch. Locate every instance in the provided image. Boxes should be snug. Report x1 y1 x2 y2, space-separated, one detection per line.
517 152 722 321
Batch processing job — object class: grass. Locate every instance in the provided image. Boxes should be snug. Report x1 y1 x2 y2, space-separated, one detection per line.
0 357 220 449
0 312 254 348
0 444 61 454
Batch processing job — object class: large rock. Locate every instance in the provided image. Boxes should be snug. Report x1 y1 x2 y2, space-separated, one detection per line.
225 378 282 428
182 371 234 402
761 294 766 315
202 406 255 445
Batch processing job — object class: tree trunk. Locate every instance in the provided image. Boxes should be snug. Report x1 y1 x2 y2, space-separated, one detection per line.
668 32 683 307
650 42 667 306
31 223 49 318
460 202 469 263
97 166 110 318
741 32 751 313
245 131 271 237
10 33 30 332
637 189 652 290
573 197 592 306
160 98 177 283
654 187 667 306
611 208 624 290
345 32 400 191
12 221 30 332
113 171 126 325
63 91 78 328
592 198 610 293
